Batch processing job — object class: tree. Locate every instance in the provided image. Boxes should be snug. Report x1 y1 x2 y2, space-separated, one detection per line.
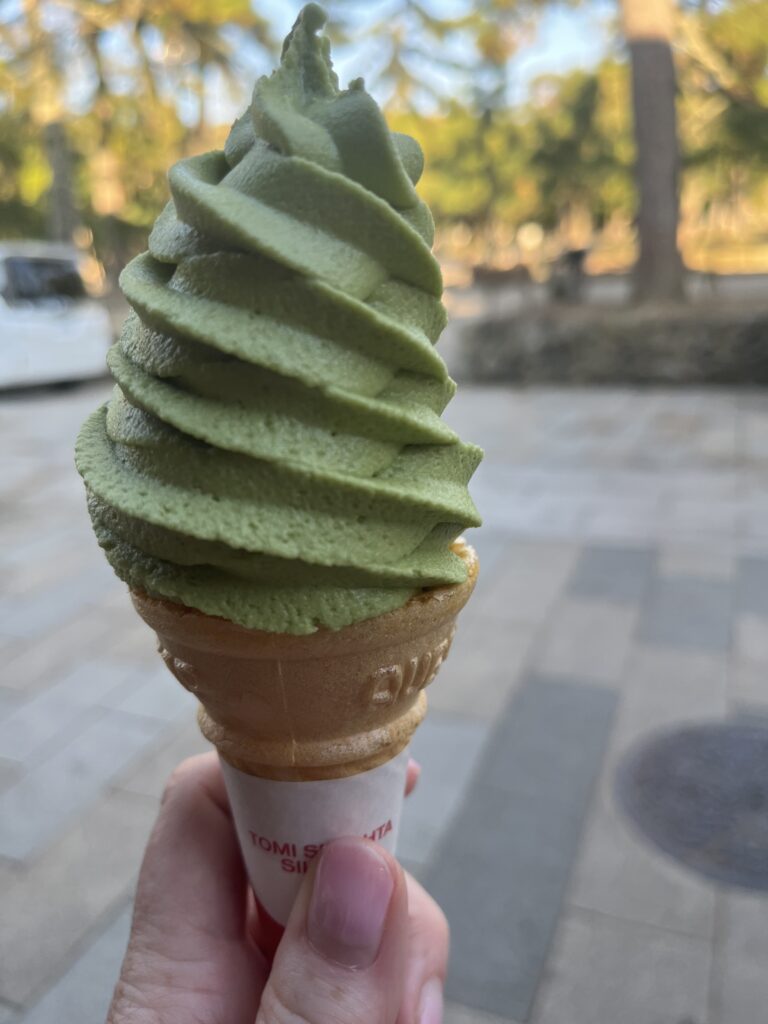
527 64 634 237
388 58 636 270
0 0 579 274
0 110 48 240
620 0 686 301
0 0 275 271
324 0 567 109
1 0 765 286
679 0 768 176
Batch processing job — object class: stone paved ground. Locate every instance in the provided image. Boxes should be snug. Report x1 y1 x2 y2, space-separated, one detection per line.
2 381 768 1023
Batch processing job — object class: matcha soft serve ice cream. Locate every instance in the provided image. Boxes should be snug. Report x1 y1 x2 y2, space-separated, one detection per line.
75 4 481 934
76 2 481 635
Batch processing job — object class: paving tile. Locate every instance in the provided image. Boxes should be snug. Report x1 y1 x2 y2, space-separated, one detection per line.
0 710 167 861
566 545 656 604
741 481 768 506
0 568 118 641
482 676 619 798
512 466 608 496
728 661 768 709
0 636 23 671
666 470 738 501
637 576 733 653
626 643 729 694
0 524 85 574
512 494 591 540
659 544 735 581
19 905 132 1024
609 647 728 758
733 612 768 665
3 543 96 600
468 529 520 586
53 657 142 706
104 616 161 664
102 663 197 722
428 617 535 719
735 557 768 615
534 600 638 686
1 611 117 693
0 688 81 764
399 713 489 867
712 889 768 1024
664 497 740 539
582 494 665 543
0 758 23 795
582 512 659 544
740 536 768 560
0 659 137 764
0 451 37 490
0 788 155 1005
465 473 570 537
469 542 580 628
466 481 533 537
696 425 739 464
427 677 618 1021
565 646 727 944
730 613 768 707
740 508 768 544
445 1003 518 1024
568 785 717 940
0 687 22 716
4 384 765 1022
741 408 768 459
532 909 711 1024
114 719 209 799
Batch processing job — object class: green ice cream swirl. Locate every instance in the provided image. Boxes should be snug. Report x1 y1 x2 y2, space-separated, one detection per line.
75 3 482 634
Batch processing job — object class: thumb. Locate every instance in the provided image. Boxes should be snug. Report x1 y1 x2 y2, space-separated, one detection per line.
257 838 408 1024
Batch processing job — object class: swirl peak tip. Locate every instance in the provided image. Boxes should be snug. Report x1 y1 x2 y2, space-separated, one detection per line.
296 3 328 36
280 4 333 76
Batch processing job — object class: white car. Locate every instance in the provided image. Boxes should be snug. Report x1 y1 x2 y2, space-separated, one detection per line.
0 241 113 389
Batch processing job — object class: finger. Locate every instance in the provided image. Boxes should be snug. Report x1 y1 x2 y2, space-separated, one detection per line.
258 838 408 1024
251 755 421 963
251 758 420 963
397 873 450 1024
405 757 421 796
109 754 266 1024
134 754 246 942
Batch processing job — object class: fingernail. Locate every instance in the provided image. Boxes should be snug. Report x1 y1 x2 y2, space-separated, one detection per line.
419 977 444 1024
308 839 394 968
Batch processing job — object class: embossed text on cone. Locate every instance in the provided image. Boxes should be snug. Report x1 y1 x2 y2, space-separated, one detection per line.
131 541 478 781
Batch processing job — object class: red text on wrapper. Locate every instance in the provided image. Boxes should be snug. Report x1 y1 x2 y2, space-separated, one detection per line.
248 819 394 874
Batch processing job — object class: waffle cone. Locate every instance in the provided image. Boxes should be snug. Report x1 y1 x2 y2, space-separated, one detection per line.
131 540 478 781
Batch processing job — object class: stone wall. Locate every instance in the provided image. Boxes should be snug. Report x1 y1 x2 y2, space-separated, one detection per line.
459 303 768 385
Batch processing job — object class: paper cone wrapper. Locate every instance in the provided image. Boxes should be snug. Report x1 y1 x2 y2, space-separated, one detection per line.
131 540 477 929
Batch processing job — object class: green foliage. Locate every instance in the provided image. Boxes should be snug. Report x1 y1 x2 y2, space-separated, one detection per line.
0 0 765 272
0 0 275 265
392 0 767 253
526 65 634 230
0 113 47 238
675 0 768 230
696 0 768 166
325 0 574 107
389 58 635 241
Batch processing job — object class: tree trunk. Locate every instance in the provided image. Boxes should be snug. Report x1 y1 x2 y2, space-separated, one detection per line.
621 0 685 302
43 121 78 243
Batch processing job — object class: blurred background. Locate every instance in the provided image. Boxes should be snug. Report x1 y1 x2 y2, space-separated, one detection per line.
1 1 768 1022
